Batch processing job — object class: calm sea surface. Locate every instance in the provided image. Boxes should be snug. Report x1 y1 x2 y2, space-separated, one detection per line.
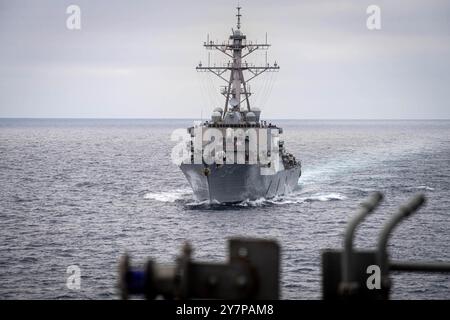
0 119 449 299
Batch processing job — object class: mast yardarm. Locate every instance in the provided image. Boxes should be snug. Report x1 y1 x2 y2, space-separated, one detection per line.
196 7 279 116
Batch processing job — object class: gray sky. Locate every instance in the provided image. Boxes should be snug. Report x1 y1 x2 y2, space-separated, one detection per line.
0 0 449 119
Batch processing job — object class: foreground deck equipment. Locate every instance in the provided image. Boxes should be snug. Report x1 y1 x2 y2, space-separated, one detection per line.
322 193 450 300
118 194 449 299
119 238 279 299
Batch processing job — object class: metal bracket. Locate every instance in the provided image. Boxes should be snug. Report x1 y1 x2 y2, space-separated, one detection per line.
118 238 279 299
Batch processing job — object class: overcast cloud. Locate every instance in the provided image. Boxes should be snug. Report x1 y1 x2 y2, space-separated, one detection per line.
0 0 449 119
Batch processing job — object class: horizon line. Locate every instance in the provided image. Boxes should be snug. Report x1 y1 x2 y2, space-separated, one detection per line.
0 117 449 121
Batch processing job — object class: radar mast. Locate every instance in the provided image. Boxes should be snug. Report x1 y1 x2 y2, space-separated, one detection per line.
196 7 280 117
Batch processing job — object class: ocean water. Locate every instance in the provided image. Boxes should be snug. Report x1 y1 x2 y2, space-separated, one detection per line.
0 118 449 299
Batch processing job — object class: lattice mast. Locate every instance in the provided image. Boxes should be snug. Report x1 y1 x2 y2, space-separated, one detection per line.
196 6 279 117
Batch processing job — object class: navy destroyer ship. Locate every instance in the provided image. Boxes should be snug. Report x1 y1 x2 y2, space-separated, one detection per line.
180 7 301 203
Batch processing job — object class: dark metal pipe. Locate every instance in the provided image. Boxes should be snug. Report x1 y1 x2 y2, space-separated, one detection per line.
377 194 426 275
390 260 450 273
341 192 383 284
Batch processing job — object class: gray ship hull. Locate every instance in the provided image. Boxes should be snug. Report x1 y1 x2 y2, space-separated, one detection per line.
180 163 301 203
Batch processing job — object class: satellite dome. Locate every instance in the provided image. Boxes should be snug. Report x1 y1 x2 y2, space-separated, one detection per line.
213 107 223 114
246 112 256 122
211 111 222 123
